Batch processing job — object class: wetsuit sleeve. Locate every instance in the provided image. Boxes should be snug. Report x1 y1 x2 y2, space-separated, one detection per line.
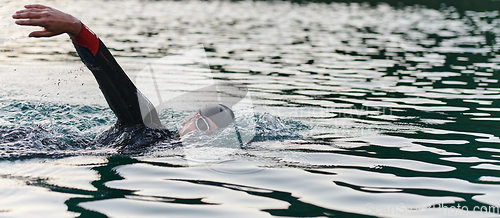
71 23 163 129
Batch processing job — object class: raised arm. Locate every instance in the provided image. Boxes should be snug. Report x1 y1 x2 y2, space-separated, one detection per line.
13 4 163 129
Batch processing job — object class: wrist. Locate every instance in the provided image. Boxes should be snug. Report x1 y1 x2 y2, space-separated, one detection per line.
67 16 82 38
71 22 99 56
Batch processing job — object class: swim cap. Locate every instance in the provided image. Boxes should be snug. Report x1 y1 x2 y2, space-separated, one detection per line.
199 104 235 128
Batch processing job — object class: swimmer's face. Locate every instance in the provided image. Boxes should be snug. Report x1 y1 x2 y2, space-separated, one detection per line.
177 112 218 137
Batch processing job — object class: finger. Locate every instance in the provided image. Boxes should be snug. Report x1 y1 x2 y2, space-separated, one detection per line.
14 19 45 27
15 8 46 14
29 30 59 38
24 4 49 9
12 11 45 19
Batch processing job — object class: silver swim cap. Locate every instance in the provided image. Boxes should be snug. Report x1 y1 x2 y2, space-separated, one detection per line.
198 104 235 128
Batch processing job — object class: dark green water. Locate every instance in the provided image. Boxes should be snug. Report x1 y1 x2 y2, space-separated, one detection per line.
298 0 500 13
1 0 500 217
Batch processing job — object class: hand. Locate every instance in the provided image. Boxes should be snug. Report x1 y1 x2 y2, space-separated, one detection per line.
12 4 82 38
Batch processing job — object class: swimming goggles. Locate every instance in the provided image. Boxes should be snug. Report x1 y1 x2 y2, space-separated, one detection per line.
195 113 210 131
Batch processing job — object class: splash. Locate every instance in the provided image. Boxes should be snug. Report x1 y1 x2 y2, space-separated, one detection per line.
0 99 310 160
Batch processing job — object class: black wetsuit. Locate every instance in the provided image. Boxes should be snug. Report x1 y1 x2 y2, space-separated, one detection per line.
71 23 172 151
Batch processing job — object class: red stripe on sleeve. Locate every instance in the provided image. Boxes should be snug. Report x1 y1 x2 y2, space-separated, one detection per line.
71 23 99 56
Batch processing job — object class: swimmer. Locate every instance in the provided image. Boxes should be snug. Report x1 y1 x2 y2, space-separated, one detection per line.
12 4 235 150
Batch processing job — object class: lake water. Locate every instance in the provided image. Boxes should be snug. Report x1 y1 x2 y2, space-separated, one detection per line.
1 0 500 217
